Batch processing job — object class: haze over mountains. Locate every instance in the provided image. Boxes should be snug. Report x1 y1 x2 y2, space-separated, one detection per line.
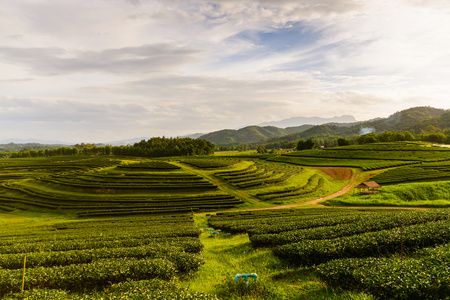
198 106 449 145
257 115 357 128
1 106 449 148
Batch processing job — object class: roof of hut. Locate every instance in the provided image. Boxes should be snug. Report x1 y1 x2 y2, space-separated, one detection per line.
355 181 382 189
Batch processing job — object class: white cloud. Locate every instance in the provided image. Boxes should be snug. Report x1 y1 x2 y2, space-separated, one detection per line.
0 44 200 76
0 0 449 142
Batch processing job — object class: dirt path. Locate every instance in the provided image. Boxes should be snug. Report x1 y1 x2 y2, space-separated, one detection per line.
182 163 427 216
193 167 428 215
194 168 365 215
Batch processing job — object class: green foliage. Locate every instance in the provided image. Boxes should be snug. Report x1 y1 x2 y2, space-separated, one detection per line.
126 137 215 157
337 137 351 146
269 155 416 170
0 215 205 297
296 139 315 150
273 218 450 266
325 181 450 208
249 210 449 248
210 208 450 298
271 141 450 170
316 245 450 299
373 161 450 184
0 257 175 295
180 158 239 169
200 125 293 145
215 278 285 300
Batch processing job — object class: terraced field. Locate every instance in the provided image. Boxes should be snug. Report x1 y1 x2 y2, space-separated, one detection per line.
0 157 244 217
2 142 450 299
209 208 450 299
0 156 340 216
271 142 450 170
372 160 450 184
180 158 339 205
0 214 216 299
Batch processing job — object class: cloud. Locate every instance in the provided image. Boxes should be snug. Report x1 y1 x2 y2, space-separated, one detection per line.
0 78 33 82
77 73 399 126
0 44 200 76
1 0 449 142
0 96 148 123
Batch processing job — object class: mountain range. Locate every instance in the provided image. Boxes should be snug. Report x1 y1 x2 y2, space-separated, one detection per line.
2 106 448 148
198 106 449 145
257 115 357 128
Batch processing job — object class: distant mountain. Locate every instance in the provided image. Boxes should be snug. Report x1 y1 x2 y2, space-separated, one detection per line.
199 115 359 145
0 142 70 153
199 106 449 146
258 115 357 128
179 133 205 139
266 106 448 142
105 137 150 146
199 125 314 145
0 138 70 145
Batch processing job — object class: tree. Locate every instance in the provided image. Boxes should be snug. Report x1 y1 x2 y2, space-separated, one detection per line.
337 137 351 146
256 145 267 154
403 131 415 141
357 133 379 144
297 139 315 150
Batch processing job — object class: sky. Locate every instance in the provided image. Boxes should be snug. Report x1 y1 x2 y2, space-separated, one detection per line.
1 0 450 143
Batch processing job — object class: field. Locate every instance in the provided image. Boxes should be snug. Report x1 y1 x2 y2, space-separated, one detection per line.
1 142 450 299
209 208 450 299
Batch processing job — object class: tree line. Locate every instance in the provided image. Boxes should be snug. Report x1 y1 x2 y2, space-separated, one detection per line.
3 137 214 159
295 130 450 150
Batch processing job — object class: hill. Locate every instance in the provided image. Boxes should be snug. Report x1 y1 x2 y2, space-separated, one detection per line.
265 106 448 144
199 125 314 144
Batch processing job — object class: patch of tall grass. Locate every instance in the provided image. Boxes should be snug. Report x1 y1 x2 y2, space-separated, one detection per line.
324 181 450 207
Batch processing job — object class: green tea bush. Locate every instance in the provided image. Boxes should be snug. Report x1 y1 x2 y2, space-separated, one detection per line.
316 254 450 299
273 219 450 266
5 279 220 299
0 258 175 295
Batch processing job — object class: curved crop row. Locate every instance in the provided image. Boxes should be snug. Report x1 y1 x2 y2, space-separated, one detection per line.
0 244 203 274
316 244 450 299
0 257 174 295
273 219 450 266
250 210 450 248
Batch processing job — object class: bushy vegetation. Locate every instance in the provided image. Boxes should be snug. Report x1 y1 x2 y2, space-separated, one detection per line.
208 208 450 299
0 215 204 297
5 137 215 159
117 137 215 157
325 181 450 207
317 244 450 299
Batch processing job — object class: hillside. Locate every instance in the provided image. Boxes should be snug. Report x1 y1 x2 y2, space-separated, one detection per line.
199 125 314 144
266 106 448 144
200 107 448 146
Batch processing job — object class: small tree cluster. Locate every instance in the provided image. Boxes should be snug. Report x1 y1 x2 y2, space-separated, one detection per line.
296 139 315 150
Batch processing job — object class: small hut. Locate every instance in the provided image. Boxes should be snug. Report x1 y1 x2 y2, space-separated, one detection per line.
354 181 382 194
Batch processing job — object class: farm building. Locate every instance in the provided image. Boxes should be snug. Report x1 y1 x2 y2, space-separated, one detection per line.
354 181 382 194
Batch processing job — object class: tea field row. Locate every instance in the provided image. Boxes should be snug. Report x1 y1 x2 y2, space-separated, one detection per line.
208 208 450 299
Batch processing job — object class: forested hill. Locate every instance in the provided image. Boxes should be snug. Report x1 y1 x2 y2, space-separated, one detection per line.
268 107 448 142
199 125 314 144
200 106 448 146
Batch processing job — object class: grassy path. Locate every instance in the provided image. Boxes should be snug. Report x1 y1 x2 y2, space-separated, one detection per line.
173 161 273 209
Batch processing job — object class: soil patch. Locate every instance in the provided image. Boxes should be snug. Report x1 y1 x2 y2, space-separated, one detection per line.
315 167 352 181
